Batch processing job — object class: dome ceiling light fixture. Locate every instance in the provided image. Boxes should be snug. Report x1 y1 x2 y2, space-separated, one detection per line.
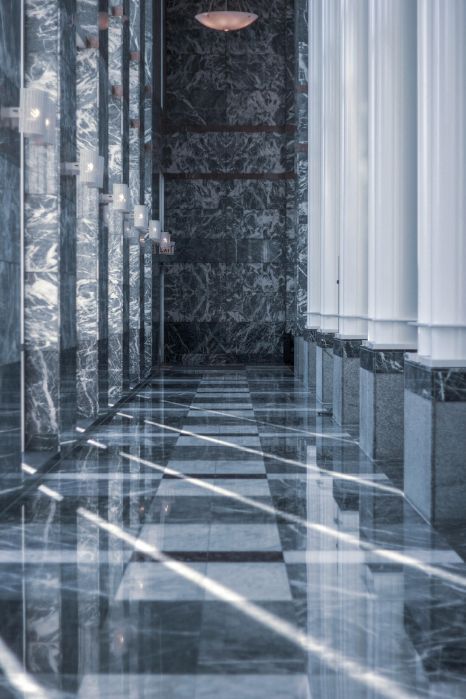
195 1 258 32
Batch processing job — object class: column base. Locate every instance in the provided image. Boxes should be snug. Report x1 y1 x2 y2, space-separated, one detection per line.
359 346 406 463
303 329 317 391
293 336 309 385
316 331 335 408
404 357 466 525
333 338 364 426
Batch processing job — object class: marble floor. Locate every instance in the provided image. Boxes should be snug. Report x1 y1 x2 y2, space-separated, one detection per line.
1 366 466 698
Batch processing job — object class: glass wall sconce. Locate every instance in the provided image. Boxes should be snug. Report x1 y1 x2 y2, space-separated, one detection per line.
159 232 175 255
1 88 56 144
148 219 161 242
134 204 148 230
112 183 130 212
123 216 139 243
79 149 104 188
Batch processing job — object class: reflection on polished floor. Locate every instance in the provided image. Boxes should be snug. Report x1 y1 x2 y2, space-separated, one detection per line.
1 367 466 698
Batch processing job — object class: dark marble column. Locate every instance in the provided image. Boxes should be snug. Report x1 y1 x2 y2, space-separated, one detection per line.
97 0 110 411
128 0 141 387
24 0 77 451
0 0 22 490
404 358 466 525
76 0 100 419
107 6 126 405
359 347 405 465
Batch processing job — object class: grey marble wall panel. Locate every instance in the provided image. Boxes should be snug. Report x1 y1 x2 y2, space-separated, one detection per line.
165 321 285 365
107 14 125 402
58 0 77 442
293 0 308 333
164 0 293 364
0 0 22 477
98 6 109 407
128 0 141 385
24 0 61 448
25 349 59 451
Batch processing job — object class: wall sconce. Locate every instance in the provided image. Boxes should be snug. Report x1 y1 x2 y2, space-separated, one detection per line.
134 204 148 230
159 232 175 255
148 219 161 242
112 183 130 212
79 149 104 188
42 96 56 145
1 88 56 144
19 88 47 138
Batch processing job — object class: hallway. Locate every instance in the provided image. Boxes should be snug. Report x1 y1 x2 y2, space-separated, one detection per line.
1 367 466 698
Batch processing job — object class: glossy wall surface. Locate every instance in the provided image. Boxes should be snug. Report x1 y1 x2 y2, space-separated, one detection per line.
0 0 22 490
0 0 160 499
162 0 296 364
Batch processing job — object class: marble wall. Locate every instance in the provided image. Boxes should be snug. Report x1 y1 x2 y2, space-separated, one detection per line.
0 0 22 490
163 0 296 364
0 0 158 488
293 0 308 334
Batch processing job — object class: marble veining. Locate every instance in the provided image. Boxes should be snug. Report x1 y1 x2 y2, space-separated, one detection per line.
1 366 466 698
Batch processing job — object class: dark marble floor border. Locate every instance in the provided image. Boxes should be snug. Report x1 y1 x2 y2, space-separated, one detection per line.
131 551 285 563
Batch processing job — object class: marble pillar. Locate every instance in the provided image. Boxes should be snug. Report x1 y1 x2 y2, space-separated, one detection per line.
98 0 109 410
0 0 21 491
405 0 466 525
319 0 340 338
24 0 77 451
306 0 322 391
128 0 141 388
144 0 156 371
361 0 417 461
316 0 340 408
76 0 100 419
107 8 126 405
333 0 368 426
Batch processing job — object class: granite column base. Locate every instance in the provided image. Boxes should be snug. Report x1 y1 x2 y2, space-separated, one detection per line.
294 335 308 385
316 331 335 408
333 338 364 426
404 357 466 525
304 329 317 392
359 347 406 464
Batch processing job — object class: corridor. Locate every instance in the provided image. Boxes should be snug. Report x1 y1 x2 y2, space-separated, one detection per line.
1 367 465 698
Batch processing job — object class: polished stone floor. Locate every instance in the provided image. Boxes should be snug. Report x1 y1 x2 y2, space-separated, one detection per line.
1 366 466 698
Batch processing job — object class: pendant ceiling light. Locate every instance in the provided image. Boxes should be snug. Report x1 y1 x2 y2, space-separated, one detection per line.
195 1 257 32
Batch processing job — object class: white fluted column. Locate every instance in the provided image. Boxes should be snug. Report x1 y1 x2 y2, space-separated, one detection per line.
338 0 368 339
307 0 322 329
320 0 341 333
367 0 417 348
417 0 466 364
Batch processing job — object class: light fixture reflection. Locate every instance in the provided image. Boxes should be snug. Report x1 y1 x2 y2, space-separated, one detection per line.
195 10 258 31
